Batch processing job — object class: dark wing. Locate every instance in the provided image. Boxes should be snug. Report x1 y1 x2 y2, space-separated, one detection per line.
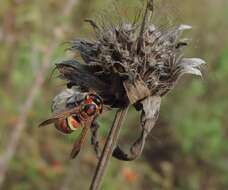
38 106 82 127
70 120 91 159
39 88 86 127
51 88 86 114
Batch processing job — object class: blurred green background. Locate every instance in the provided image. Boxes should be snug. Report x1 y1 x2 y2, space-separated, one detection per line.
0 0 228 189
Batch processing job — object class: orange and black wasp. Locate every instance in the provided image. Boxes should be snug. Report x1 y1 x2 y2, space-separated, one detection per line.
39 90 103 159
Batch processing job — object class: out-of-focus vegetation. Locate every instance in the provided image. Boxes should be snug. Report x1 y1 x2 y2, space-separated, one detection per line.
0 0 228 189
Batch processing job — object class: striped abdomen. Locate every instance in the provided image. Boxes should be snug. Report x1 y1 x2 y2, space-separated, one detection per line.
54 116 81 134
54 103 97 134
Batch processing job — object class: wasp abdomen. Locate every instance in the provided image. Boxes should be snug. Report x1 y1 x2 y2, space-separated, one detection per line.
55 116 80 134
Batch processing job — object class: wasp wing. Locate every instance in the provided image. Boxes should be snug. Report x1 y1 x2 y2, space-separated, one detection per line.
70 119 93 159
52 87 86 114
70 125 89 159
39 88 86 127
38 105 82 127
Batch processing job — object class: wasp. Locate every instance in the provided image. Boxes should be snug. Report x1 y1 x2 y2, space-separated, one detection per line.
39 89 103 158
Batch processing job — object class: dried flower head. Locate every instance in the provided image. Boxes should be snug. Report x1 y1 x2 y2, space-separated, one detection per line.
57 8 205 104
53 0 206 161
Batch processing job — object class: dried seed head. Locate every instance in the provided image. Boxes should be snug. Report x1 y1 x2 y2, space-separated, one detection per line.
50 0 207 163
56 1 206 107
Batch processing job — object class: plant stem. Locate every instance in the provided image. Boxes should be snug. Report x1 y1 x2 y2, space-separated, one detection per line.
89 106 129 190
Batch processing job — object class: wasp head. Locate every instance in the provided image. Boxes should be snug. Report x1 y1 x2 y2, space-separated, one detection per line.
85 94 103 114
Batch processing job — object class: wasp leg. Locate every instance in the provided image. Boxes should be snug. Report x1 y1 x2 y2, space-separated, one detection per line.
90 121 101 158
